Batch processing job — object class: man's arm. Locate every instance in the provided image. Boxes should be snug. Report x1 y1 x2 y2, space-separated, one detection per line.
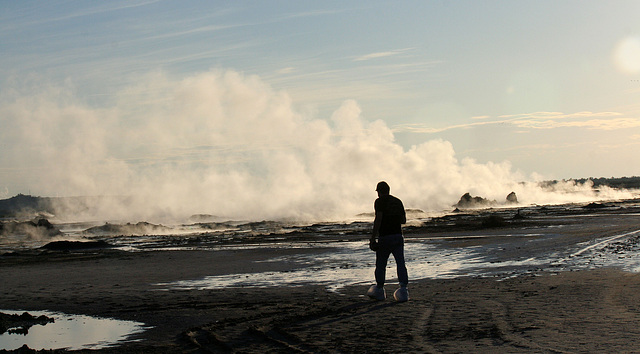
372 211 382 241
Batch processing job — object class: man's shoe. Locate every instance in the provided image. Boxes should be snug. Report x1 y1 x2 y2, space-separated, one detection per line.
367 285 386 300
393 287 409 302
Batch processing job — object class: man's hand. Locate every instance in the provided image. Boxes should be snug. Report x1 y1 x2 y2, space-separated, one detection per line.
369 238 379 252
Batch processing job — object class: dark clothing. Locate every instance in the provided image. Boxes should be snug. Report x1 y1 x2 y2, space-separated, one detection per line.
373 194 408 287
374 194 406 237
375 233 408 287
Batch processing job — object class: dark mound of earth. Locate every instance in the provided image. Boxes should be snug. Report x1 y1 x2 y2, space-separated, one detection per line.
0 218 62 239
83 221 171 236
41 240 113 251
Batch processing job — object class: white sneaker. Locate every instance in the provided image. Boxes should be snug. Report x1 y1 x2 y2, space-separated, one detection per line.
393 287 409 302
366 285 386 300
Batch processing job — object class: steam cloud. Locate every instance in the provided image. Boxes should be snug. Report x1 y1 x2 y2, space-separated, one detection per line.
0 70 634 222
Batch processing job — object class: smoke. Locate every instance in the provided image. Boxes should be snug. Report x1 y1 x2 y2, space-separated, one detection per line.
0 70 635 222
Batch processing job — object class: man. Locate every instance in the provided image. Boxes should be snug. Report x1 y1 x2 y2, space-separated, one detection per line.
367 181 409 302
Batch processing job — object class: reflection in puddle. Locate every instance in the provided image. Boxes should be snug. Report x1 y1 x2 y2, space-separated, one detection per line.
0 310 149 351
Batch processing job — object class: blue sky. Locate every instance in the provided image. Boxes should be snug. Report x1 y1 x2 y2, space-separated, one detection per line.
1 1 640 214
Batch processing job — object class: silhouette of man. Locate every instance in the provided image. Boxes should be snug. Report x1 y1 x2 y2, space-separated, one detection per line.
368 181 409 301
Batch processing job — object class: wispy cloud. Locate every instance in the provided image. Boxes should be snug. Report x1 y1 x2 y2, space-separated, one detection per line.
11 1 162 27
278 9 347 20
353 48 415 61
393 111 640 133
513 117 640 130
393 121 489 134
276 67 296 75
498 111 622 120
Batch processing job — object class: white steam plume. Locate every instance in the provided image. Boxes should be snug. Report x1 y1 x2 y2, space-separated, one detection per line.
0 70 635 222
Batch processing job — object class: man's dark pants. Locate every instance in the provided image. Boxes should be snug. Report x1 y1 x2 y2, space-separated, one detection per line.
375 234 408 288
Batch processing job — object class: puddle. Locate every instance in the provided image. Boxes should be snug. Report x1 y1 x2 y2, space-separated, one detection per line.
155 239 549 292
0 309 150 351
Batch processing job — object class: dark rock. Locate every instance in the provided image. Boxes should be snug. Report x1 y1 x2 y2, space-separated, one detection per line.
456 193 497 209
584 202 607 209
506 192 518 204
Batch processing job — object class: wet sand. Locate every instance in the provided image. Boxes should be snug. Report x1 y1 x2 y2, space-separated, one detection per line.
3 202 640 352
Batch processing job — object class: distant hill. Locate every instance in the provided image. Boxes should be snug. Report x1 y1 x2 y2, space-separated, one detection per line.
544 176 640 190
576 176 640 189
0 194 56 218
0 194 130 219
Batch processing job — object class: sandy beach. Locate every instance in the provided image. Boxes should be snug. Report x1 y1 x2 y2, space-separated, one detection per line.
3 201 640 353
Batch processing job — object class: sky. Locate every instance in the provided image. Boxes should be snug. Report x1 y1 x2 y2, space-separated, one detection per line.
1 1 640 220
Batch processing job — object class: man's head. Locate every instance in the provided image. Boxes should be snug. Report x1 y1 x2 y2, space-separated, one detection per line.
376 181 390 196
